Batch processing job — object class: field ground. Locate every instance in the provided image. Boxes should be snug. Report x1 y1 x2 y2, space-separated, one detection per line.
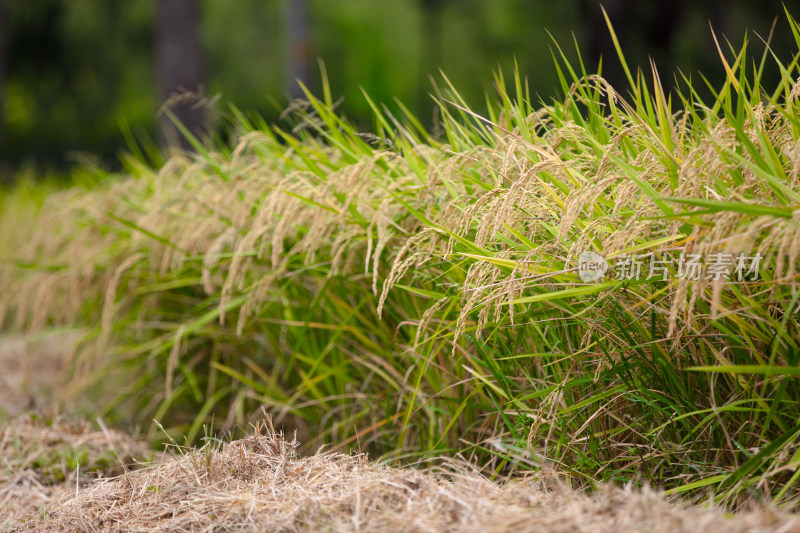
0 333 77 418
1 336 798 532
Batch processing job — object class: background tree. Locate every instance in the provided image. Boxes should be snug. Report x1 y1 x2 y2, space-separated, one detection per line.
285 0 312 100
0 0 6 182
0 0 794 178
156 0 206 150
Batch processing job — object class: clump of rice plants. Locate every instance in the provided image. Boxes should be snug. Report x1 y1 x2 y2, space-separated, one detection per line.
2 11 800 508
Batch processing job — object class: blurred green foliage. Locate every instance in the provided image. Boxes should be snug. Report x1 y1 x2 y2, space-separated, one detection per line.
2 0 795 174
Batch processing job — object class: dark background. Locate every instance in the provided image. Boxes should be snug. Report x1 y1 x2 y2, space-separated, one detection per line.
0 0 797 181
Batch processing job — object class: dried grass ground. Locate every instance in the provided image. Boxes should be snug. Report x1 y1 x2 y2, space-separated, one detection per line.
0 416 798 533
1 337 799 532
0 333 78 418
0 415 150 526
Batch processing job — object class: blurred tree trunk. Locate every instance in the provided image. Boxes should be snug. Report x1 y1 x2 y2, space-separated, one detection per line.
420 0 446 119
420 0 444 76
0 0 6 176
580 0 631 90
580 0 685 91
156 0 205 151
285 0 311 100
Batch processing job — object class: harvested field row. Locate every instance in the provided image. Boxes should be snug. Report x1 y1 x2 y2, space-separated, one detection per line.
4 417 798 533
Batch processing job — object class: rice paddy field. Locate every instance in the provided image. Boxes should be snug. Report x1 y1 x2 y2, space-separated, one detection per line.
3 12 800 530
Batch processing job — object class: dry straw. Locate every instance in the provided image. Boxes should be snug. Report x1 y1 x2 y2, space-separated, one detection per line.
9 419 799 533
